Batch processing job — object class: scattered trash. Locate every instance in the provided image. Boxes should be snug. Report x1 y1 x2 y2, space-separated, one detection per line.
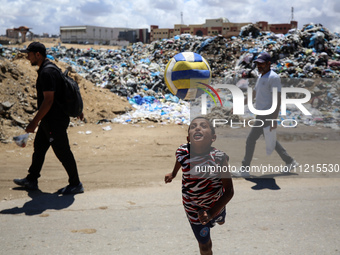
13 133 29 147
263 126 276 155
102 126 112 131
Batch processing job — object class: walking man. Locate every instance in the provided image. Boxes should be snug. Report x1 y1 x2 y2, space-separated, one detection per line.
13 42 84 194
234 52 298 178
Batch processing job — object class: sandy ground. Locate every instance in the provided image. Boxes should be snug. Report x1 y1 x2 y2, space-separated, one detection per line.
0 123 339 254
0 123 187 200
1 123 339 200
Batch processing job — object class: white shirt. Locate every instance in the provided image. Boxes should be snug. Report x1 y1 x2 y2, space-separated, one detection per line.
254 69 281 110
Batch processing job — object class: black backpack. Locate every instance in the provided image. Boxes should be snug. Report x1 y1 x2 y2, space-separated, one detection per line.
46 63 83 117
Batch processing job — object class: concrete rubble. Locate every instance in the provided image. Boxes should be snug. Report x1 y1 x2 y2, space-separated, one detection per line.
1 22 339 137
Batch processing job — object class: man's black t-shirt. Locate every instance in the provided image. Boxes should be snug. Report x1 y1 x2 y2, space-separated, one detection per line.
36 59 69 123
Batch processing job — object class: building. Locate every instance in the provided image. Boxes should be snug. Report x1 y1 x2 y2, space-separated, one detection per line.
60 25 149 45
256 21 298 34
150 18 298 41
6 26 33 42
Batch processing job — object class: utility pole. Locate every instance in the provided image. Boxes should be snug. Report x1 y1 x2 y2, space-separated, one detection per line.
291 7 294 21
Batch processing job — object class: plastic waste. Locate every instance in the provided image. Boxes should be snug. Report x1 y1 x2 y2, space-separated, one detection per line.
263 126 276 155
13 133 29 147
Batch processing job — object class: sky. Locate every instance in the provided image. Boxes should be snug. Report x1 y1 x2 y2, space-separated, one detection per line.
0 0 339 36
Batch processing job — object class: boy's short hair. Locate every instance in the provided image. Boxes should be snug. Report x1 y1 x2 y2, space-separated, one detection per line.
189 116 215 135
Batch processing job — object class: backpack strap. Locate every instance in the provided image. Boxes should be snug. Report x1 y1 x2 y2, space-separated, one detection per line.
44 62 63 74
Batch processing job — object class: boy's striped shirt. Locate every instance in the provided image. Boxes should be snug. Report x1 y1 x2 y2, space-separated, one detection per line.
176 143 229 224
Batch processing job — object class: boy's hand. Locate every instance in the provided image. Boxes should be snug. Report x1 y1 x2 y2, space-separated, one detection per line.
164 173 174 183
198 209 212 225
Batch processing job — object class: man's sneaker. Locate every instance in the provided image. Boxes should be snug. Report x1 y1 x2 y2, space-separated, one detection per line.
232 167 251 178
13 178 38 190
283 160 299 173
58 182 84 195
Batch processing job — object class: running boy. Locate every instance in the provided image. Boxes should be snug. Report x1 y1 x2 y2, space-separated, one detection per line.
165 117 234 255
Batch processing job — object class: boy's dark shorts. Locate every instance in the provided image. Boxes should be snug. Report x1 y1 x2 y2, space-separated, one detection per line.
189 208 226 244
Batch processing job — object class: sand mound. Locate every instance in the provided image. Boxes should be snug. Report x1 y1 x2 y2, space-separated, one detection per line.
0 54 132 142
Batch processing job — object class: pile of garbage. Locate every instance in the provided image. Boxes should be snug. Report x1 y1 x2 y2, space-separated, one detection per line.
112 94 190 125
1 22 339 129
239 24 261 38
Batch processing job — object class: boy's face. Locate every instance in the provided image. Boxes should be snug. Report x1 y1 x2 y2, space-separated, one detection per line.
187 118 216 148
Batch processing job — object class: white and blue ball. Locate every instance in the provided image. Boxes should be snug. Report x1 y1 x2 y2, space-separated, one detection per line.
164 52 211 100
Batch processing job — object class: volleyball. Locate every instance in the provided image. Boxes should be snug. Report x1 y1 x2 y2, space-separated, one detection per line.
164 52 211 100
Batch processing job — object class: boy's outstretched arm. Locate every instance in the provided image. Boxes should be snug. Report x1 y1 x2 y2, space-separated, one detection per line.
198 159 234 225
165 160 181 183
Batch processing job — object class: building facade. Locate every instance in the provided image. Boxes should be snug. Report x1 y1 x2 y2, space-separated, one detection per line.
6 26 32 42
256 21 298 34
150 18 298 41
60 25 149 45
